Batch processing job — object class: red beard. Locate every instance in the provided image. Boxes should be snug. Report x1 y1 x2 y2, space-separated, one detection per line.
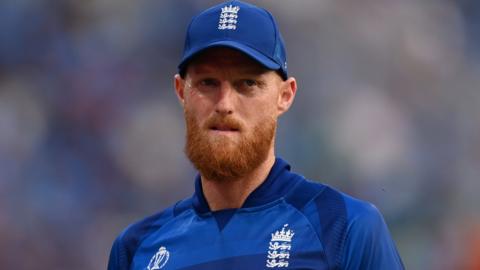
185 109 276 182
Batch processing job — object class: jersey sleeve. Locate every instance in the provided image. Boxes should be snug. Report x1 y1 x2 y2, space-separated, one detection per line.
107 235 130 270
341 201 404 270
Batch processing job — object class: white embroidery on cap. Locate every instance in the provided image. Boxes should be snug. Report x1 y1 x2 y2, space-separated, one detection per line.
218 5 240 30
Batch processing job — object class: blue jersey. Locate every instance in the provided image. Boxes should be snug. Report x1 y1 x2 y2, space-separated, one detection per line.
108 158 404 269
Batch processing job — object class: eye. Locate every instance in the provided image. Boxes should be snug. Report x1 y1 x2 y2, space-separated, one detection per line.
242 79 257 87
194 78 220 92
235 78 263 95
200 78 219 87
236 79 258 91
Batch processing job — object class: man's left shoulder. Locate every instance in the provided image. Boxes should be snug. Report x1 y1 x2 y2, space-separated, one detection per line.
300 180 386 226
299 180 404 269
340 191 386 227
306 182 394 243
330 188 405 269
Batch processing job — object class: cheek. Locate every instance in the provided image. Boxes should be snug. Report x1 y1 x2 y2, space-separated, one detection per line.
259 93 280 115
184 92 213 123
242 98 278 127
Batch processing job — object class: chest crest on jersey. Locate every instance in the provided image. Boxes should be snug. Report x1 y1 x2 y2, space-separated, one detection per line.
266 224 294 268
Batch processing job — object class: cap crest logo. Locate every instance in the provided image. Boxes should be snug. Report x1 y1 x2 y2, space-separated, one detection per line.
218 5 240 30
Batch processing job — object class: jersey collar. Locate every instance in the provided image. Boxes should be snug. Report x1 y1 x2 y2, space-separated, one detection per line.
192 157 300 214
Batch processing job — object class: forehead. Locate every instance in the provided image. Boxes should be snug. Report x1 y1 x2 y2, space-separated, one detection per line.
186 47 269 75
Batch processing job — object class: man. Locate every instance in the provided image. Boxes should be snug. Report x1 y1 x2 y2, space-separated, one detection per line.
107 1 404 269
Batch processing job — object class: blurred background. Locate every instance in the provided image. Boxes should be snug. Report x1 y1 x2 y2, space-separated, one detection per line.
0 0 479 269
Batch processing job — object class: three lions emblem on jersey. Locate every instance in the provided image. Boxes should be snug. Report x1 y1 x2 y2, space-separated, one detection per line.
266 224 294 268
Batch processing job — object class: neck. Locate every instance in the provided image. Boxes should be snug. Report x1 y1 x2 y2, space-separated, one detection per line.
201 152 276 211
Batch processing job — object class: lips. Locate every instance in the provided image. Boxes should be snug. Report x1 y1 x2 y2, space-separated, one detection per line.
210 124 240 132
205 116 242 133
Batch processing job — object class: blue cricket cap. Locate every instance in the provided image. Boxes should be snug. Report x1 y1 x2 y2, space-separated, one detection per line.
178 0 288 80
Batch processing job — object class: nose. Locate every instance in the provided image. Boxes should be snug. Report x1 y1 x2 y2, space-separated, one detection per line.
215 82 235 115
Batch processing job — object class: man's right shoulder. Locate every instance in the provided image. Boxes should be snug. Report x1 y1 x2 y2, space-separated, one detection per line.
121 197 192 243
107 198 193 270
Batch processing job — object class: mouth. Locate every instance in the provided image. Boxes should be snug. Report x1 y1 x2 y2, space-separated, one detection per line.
209 124 240 133
210 126 240 132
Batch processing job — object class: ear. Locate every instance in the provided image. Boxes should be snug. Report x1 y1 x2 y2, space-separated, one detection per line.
174 74 186 107
277 77 297 116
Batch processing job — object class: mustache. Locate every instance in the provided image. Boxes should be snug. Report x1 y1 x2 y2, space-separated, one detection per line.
204 115 243 131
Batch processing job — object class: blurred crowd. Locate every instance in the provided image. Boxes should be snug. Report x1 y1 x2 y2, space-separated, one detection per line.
0 0 479 269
